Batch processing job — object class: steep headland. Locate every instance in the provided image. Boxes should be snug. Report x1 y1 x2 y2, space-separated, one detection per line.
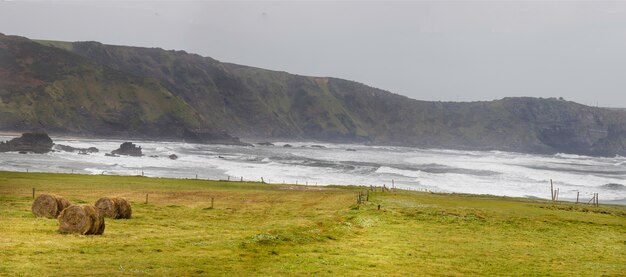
0 33 624 156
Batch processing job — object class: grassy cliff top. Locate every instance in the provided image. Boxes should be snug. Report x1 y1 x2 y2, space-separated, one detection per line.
1 171 624 275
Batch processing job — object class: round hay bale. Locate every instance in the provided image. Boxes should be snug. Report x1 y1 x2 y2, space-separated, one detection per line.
95 197 131 219
31 194 70 218
58 204 105 235
84 205 105 235
114 197 132 219
95 197 118 218
56 197 71 212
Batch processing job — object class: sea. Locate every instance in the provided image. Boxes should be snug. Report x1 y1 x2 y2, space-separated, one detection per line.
1 135 625 204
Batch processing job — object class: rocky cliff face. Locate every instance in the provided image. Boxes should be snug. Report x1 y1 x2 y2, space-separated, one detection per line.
1 34 624 156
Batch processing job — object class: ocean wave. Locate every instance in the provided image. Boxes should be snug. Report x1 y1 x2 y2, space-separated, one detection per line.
3 138 626 201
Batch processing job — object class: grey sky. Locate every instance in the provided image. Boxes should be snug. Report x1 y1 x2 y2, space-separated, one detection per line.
1 1 625 107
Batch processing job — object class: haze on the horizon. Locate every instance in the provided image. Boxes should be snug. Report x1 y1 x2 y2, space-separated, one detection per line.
1 1 625 108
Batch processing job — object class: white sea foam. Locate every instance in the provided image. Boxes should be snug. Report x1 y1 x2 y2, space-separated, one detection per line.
1 136 624 201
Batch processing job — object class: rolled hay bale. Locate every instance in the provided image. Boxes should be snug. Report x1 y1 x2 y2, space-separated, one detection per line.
58 204 105 235
94 197 118 218
31 194 71 218
95 197 132 219
115 198 132 219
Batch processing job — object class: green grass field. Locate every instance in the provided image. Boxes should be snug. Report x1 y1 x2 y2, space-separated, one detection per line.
1 171 624 276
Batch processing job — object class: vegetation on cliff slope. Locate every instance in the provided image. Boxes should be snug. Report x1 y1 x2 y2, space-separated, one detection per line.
1 33 624 155
0 34 239 144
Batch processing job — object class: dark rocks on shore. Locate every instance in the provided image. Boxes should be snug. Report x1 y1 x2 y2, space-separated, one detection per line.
346 148 357 152
54 144 99 154
257 142 274 146
105 153 118 157
182 128 253 146
111 142 142 157
0 133 54 154
310 145 326 148
169 154 178 160
283 144 292 148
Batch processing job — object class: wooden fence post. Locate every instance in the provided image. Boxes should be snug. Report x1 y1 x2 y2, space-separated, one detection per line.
550 179 554 201
32 188 35 199
555 188 559 201
211 197 214 209
576 191 579 204
145 193 149 204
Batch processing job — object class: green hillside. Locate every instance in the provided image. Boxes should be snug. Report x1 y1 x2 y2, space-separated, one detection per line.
1 33 625 155
65 39 626 156
0 34 240 143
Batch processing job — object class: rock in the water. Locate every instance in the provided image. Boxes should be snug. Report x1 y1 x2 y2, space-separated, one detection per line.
105 153 118 157
257 142 274 146
0 133 54 154
310 145 326 148
169 154 178 160
54 144 99 154
283 144 293 148
111 142 142 157
182 128 252 146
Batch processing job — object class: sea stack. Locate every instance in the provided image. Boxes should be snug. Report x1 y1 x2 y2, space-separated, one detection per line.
111 142 143 157
0 133 54 154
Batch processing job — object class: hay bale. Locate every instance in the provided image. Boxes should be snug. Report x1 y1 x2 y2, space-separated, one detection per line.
95 197 132 219
31 194 71 218
115 198 132 219
58 204 105 235
95 197 118 218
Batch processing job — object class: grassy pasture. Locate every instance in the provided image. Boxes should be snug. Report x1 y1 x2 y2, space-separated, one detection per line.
0 171 624 276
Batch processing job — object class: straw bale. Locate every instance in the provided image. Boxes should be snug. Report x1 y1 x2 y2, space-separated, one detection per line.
31 194 70 218
115 198 132 219
95 197 132 219
95 197 118 218
58 204 105 235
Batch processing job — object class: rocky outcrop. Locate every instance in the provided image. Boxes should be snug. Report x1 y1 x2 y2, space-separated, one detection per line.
54 144 99 154
111 142 142 157
0 133 54 154
181 128 251 146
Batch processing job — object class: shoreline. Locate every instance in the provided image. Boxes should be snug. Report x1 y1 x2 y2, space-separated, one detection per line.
2 169 624 206
1 131 623 159
1 134 624 205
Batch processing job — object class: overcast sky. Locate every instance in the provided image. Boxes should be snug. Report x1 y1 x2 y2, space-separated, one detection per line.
1 1 625 107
